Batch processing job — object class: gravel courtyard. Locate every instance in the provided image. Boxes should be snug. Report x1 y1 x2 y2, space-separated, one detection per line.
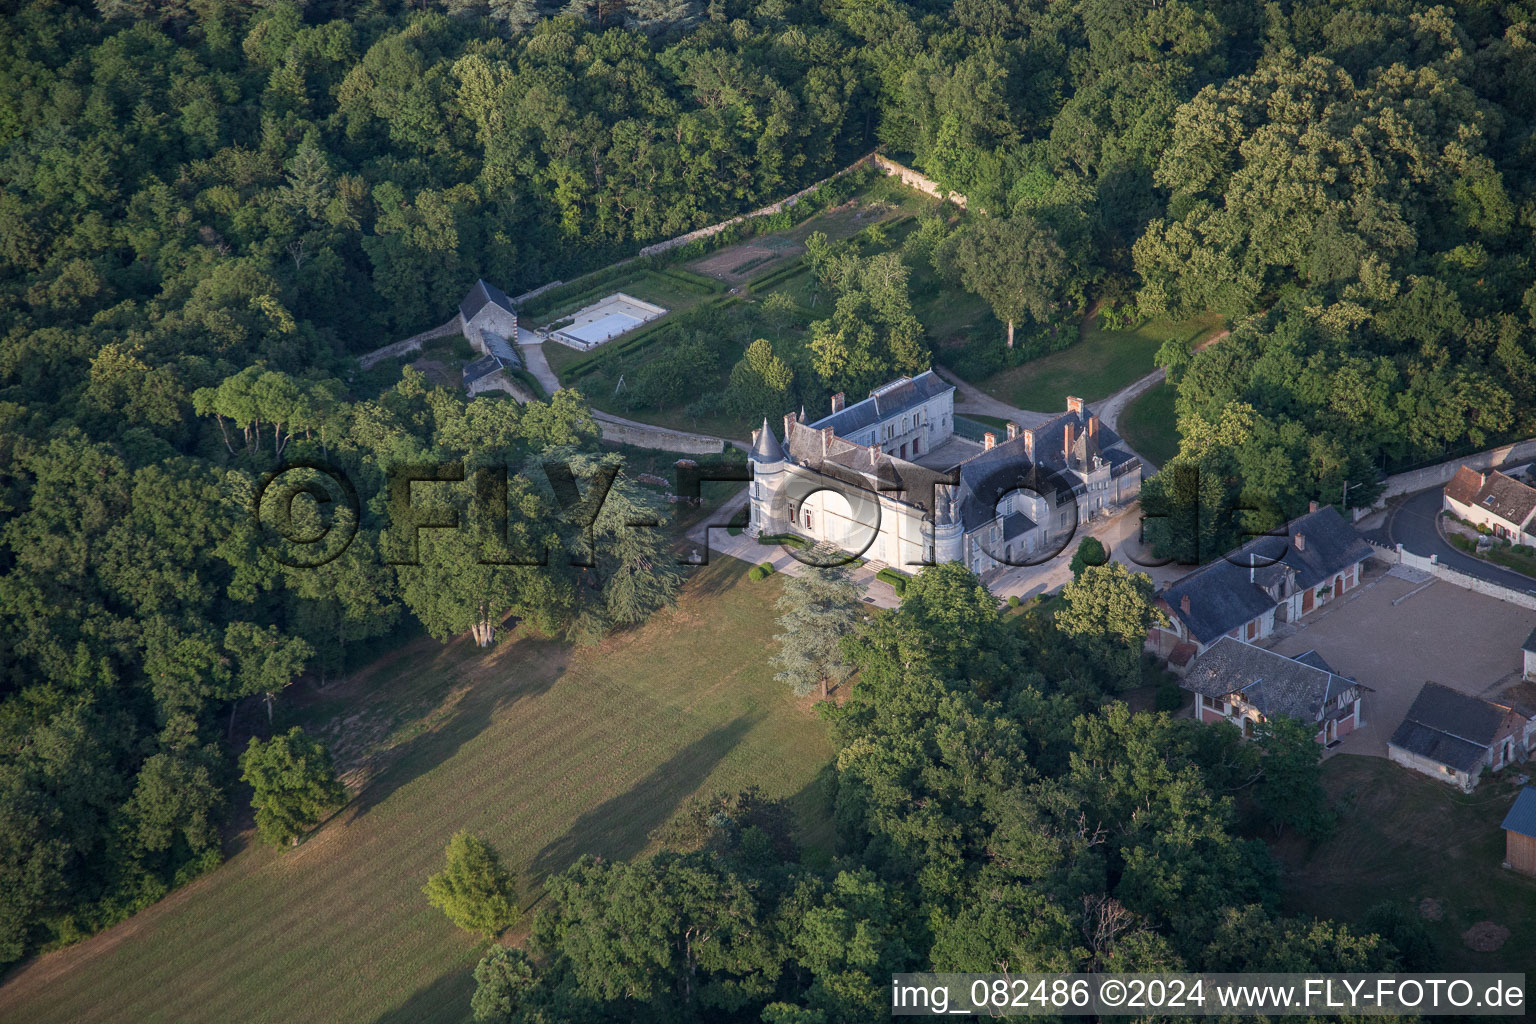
1261 565 1536 757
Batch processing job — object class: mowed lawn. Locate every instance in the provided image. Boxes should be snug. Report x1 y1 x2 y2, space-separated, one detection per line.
1116 380 1181 467
1274 755 1536 973
972 312 1224 411
0 561 832 1024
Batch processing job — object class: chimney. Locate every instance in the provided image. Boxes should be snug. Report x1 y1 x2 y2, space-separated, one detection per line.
1294 533 1306 551
1022 428 1035 461
1308 500 1319 514
1066 395 1084 415
870 442 881 458
783 411 797 439
1063 422 1076 463
983 431 997 451
1180 594 1191 615
1006 421 1019 441
831 392 845 414
1087 415 1099 439
820 425 834 454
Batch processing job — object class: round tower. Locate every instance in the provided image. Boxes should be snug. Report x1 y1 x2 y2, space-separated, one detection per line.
748 418 787 538
932 480 965 565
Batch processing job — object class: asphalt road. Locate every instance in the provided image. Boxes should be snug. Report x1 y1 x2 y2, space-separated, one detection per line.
1385 487 1536 596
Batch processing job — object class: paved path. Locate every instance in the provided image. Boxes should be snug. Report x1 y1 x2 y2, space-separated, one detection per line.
517 329 563 395
931 366 1050 428
1385 488 1536 597
981 500 1188 602
1095 367 1163 437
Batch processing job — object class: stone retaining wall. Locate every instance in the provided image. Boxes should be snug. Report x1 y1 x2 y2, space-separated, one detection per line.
593 413 726 455
359 316 461 370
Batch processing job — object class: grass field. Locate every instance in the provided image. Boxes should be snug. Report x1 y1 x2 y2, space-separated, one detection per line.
1116 380 1181 467
1274 754 1536 973
971 312 1224 412
0 561 832 1024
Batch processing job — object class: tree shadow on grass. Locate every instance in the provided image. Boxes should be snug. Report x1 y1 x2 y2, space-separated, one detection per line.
682 555 755 600
370 965 476 1024
525 712 761 885
347 638 570 821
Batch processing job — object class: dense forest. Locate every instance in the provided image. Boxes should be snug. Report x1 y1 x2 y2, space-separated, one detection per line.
1 0 1534 1009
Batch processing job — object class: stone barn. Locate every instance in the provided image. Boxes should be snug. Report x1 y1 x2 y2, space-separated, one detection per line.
459 279 519 356
1387 682 1531 792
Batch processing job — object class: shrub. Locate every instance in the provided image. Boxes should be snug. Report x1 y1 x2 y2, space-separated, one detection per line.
1007 595 1021 607
1155 681 1185 712
423 831 520 939
875 567 909 595
757 532 808 549
749 562 776 580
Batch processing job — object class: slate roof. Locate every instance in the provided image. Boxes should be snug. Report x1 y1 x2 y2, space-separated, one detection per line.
1159 505 1374 644
1292 649 1337 673
1388 682 1511 774
1522 626 1536 655
1444 466 1536 527
751 419 784 462
462 354 504 386
1002 511 1035 542
806 370 952 438
1181 636 1356 722
485 333 522 368
460 278 516 322
783 420 953 514
1502 786 1536 839
956 438 1059 532
782 377 1136 539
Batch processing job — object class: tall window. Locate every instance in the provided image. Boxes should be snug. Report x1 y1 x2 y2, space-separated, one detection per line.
804 511 813 530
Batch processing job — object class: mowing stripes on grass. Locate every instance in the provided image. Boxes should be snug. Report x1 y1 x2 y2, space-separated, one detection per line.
0 561 832 1024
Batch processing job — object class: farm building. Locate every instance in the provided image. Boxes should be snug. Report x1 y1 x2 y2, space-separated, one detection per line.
1148 503 1375 666
1501 786 1536 876
1181 636 1364 744
1387 682 1532 792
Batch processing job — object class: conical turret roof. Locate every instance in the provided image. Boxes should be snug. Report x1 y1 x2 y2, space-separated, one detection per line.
751 418 785 462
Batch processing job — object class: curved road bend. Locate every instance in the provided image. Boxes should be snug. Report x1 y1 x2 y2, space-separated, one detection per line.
1385 487 1536 596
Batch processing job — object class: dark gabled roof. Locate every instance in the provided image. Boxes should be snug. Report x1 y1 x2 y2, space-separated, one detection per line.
1024 407 1126 473
1445 466 1536 527
1181 636 1355 722
1002 511 1035 542
462 354 504 385
1387 682 1516 773
955 438 1059 532
806 371 952 437
1523 626 1536 655
782 420 954 514
1502 786 1536 839
1388 722 1489 774
1159 505 1374 643
1395 682 1507 746
751 418 784 462
460 278 516 322
1292 649 1336 674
